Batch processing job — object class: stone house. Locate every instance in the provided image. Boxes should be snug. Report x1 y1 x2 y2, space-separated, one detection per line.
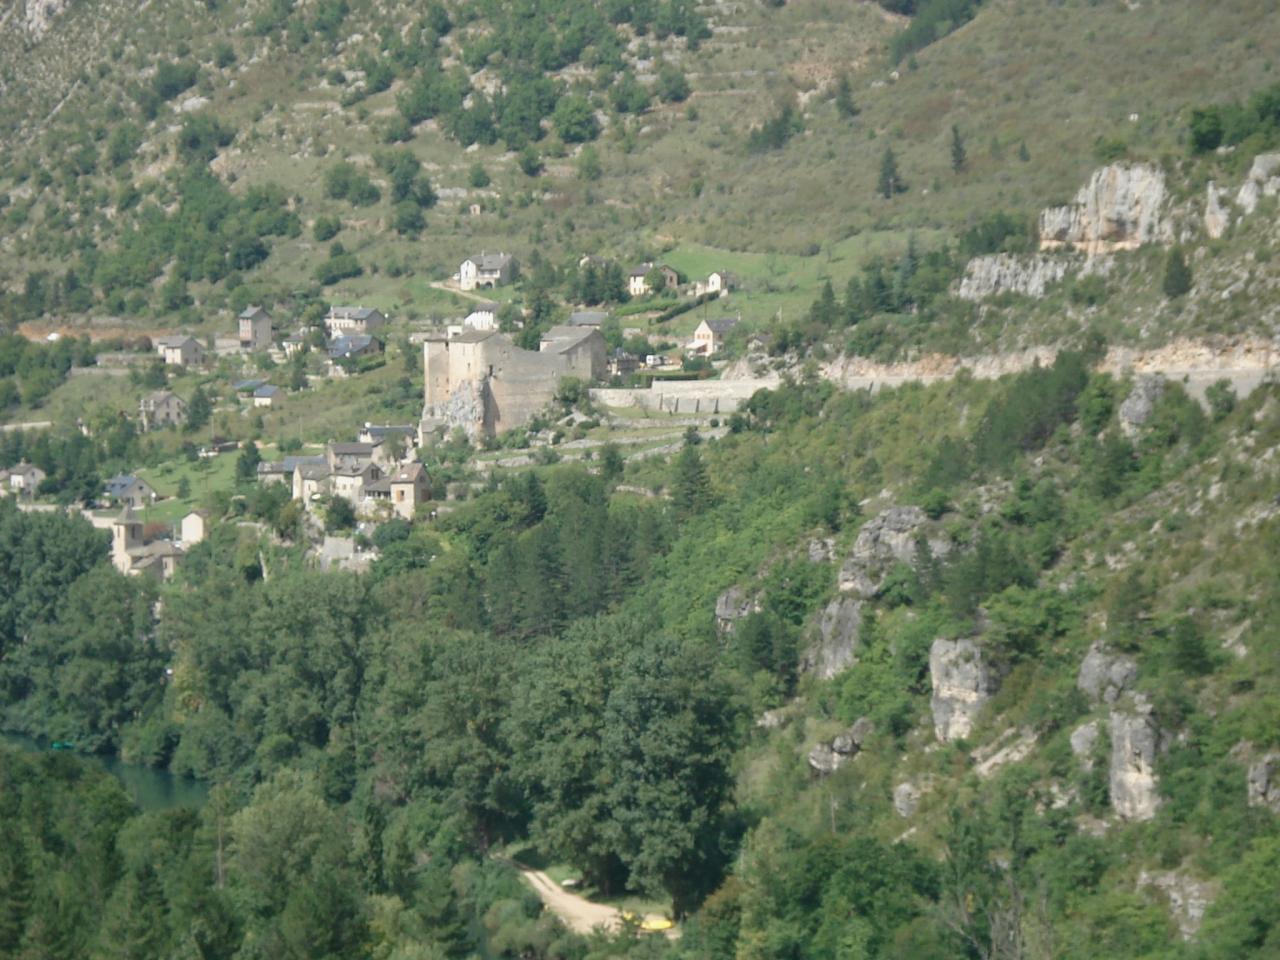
139 390 187 431
253 384 282 408
331 462 383 504
105 474 157 509
328 334 381 362
693 270 738 297
324 306 386 338
568 310 608 328
111 506 185 579
259 455 325 486
238 306 273 352
628 263 679 298
327 441 378 471
8 462 45 497
689 316 739 356
458 252 516 291
293 462 331 503
387 462 429 520
180 510 208 546
155 335 206 367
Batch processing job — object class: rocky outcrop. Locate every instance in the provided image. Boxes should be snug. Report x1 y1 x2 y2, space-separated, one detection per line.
802 596 863 679
1247 752 1280 813
1039 163 1171 256
1109 702 1161 821
714 585 760 633
24 0 73 41
1118 375 1165 437
972 728 1038 779
893 781 923 818
929 638 993 743
1070 720 1101 769
422 377 487 441
956 253 1071 301
807 718 874 776
1236 153 1280 215
837 506 950 598
1138 871 1215 940
1077 642 1138 705
1204 181 1230 239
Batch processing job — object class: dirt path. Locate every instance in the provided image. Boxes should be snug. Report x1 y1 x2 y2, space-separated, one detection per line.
515 866 677 938
429 280 500 305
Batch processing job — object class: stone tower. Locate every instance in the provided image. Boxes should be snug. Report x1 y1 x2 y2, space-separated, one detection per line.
111 505 143 575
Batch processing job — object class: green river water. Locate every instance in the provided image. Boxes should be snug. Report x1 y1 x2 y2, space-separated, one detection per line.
1 730 208 813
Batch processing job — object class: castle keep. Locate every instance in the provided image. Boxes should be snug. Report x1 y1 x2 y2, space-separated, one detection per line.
420 326 605 440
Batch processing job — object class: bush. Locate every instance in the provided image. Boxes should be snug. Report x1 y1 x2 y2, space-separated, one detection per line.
313 216 341 242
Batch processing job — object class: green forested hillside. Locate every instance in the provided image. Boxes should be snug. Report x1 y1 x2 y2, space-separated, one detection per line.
3 354 1280 957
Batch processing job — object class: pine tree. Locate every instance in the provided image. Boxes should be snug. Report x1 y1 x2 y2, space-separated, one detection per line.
672 445 713 517
186 385 211 431
878 145 904 198
950 124 966 173
1163 246 1192 298
834 74 859 119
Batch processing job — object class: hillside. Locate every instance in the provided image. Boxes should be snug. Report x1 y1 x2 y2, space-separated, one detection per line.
2 0 1279 353
2 3 1280 960
4 350 1280 958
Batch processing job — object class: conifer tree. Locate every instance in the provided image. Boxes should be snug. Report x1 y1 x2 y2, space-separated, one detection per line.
950 124 967 172
1163 246 1192 298
878 145 904 198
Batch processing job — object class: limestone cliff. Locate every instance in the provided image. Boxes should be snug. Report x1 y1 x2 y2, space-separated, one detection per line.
1039 163 1171 256
23 0 73 40
1109 701 1162 821
929 637 992 743
956 253 1071 301
1236 153 1280 215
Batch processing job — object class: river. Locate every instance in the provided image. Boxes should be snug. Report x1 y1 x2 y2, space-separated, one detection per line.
0 731 208 813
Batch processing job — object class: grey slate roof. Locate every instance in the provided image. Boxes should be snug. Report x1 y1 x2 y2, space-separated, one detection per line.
466 252 513 271
328 334 377 358
568 310 609 327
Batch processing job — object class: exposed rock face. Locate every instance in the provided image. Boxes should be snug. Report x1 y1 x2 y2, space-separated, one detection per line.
1039 163 1171 256
929 638 992 743
1109 703 1161 821
1138 871 1215 940
1204 181 1230 239
894 781 923 818
1077 642 1138 704
714 585 759 632
1236 153 1280 215
808 537 835 564
802 596 863 679
807 718 873 776
972 728 1038 779
956 253 1070 301
24 0 73 40
1118 375 1165 437
422 377 487 441
1070 720 1101 770
1247 753 1280 813
837 506 950 598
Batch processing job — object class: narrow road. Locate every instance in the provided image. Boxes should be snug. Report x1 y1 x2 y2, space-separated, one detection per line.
514 866 678 939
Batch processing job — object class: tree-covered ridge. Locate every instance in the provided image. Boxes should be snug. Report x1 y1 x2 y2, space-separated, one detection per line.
3 355 1280 957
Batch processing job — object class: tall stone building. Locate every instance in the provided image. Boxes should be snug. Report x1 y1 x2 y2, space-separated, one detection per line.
420 326 605 441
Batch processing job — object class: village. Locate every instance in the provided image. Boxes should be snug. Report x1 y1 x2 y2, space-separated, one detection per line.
2 253 748 580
